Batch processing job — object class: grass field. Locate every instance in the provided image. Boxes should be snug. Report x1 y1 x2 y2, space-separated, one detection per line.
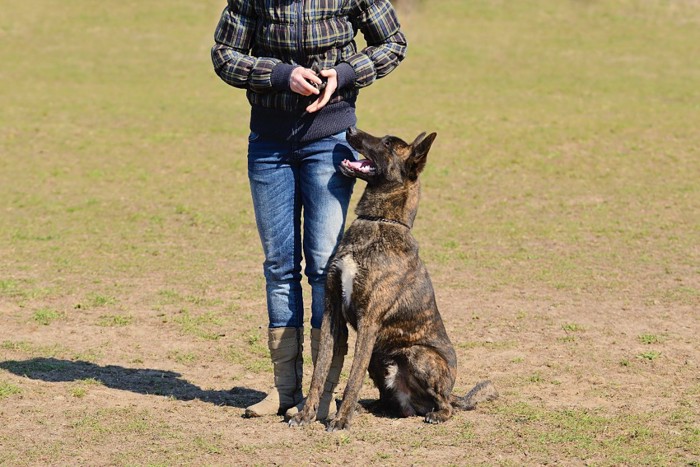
1 0 699 465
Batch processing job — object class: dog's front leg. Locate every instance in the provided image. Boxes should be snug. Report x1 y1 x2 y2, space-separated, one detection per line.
288 313 335 426
289 274 347 427
327 322 379 432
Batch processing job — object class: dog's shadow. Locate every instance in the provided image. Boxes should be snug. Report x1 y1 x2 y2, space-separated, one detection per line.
0 357 265 408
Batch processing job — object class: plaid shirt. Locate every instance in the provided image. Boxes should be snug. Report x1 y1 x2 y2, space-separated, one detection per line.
211 0 407 113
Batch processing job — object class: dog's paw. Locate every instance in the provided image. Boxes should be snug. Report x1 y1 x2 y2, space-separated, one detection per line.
288 410 316 427
424 410 451 425
326 416 351 432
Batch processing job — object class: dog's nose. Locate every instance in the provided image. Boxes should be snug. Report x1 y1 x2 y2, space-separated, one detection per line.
346 127 357 137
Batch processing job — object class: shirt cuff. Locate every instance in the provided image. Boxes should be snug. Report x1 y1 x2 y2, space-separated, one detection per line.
334 62 357 90
271 63 298 91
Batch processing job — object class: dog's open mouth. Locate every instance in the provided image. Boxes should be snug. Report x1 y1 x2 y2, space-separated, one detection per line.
340 158 376 177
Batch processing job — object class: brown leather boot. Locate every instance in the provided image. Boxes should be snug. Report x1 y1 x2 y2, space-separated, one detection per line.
245 327 303 417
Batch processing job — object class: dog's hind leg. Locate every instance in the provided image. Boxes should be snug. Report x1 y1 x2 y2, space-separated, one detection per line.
402 346 457 424
423 388 453 424
327 322 379 431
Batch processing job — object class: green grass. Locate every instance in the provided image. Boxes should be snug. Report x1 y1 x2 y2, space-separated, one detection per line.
0 280 18 296
87 294 118 309
0 381 22 399
167 350 199 365
97 314 133 327
69 378 104 398
172 309 225 340
1 341 34 353
1 0 695 306
379 0 700 301
495 403 696 464
70 387 88 398
638 333 664 345
224 331 272 374
32 308 65 326
72 349 105 363
637 350 662 361
562 323 584 333
1 341 67 358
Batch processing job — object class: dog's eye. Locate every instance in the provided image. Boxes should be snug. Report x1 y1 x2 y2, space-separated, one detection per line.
383 140 391 148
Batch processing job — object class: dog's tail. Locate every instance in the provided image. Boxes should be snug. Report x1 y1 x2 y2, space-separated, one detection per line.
451 380 499 411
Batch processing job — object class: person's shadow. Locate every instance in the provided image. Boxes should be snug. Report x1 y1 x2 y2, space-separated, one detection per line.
0 358 265 408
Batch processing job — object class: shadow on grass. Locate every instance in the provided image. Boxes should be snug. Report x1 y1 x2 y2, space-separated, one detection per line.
0 357 265 408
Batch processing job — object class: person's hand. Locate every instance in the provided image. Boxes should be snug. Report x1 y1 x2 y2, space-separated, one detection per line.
289 67 322 97
306 69 337 113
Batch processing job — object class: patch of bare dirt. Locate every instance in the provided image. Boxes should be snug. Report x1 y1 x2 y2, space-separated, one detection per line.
1 279 698 465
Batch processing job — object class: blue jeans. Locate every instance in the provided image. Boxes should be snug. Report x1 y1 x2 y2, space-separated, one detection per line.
247 131 357 329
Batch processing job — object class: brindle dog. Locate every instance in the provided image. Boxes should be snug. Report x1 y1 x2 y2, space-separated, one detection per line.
289 128 497 432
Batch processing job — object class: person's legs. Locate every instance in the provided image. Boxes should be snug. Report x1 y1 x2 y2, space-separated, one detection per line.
298 131 357 329
283 131 355 420
245 133 304 417
247 134 304 328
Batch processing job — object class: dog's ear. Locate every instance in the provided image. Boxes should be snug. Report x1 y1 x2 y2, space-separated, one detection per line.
409 132 437 178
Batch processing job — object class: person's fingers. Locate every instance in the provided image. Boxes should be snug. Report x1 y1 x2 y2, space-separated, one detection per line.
305 70 323 86
290 68 321 96
306 79 337 113
316 85 334 109
291 78 318 96
319 69 337 80
305 97 321 113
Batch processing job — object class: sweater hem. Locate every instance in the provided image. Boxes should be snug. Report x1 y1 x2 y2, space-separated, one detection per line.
250 99 357 143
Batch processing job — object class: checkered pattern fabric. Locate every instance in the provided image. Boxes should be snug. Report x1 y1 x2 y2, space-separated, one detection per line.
211 0 407 112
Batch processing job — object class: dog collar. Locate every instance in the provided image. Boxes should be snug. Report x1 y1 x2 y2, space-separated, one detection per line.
357 215 411 230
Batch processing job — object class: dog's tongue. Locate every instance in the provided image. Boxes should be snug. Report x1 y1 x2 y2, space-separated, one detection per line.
341 159 375 173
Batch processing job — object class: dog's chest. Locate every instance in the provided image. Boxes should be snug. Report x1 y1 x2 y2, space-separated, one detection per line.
336 255 359 317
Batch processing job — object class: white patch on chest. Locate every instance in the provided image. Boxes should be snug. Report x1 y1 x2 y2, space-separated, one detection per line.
338 256 358 312
385 363 399 389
